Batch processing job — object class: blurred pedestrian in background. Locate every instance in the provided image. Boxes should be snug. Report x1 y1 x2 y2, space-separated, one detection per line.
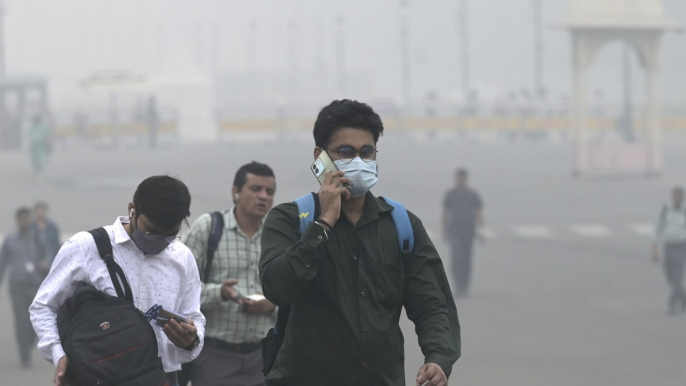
33 201 61 261
653 186 686 315
182 162 277 386
0 207 51 368
28 114 51 179
442 168 484 297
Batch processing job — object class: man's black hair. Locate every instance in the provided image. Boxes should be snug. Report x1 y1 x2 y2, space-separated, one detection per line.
456 168 469 178
133 175 191 230
313 99 384 148
233 161 275 191
16 207 31 219
673 186 684 195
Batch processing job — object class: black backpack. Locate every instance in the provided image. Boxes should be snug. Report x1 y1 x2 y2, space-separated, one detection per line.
56 228 169 386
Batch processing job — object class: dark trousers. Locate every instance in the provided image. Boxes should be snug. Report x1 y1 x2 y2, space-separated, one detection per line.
664 242 686 310
451 234 475 296
190 339 265 386
10 284 39 366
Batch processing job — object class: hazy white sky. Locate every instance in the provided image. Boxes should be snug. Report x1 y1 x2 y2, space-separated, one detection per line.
4 0 686 109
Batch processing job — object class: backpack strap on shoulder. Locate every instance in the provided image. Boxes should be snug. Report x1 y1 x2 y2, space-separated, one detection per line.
294 193 319 234
88 228 134 303
204 211 225 283
380 197 415 256
272 193 319 341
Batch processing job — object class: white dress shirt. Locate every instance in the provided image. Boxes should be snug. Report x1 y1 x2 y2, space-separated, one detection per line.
655 204 686 244
29 217 206 372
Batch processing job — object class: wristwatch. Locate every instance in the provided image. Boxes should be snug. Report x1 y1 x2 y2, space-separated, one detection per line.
183 335 200 351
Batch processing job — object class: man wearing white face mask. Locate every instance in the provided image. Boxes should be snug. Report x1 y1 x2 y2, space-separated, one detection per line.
260 100 460 386
30 176 205 386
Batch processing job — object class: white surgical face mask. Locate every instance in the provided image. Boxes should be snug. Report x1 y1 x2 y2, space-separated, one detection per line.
334 158 378 198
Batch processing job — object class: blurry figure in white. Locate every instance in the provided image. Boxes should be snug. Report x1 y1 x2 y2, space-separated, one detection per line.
653 186 686 315
29 114 51 179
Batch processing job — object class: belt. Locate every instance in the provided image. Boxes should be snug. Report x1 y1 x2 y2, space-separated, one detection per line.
205 337 262 354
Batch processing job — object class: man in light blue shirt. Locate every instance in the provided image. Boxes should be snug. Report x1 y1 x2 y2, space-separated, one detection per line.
653 186 686 314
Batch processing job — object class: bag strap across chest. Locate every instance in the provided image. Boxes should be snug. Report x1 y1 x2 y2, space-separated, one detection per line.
88 228 133 303
203 211 225 282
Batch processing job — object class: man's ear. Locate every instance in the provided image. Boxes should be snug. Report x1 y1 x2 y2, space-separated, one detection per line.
314 147 323 160
127 202 135 214
231 186 239 201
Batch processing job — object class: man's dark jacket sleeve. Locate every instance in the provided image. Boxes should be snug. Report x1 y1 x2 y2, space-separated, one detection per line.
404 211 461 377
260 203 328 306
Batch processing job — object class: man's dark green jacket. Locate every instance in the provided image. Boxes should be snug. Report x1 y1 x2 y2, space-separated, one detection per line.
259 192 460 386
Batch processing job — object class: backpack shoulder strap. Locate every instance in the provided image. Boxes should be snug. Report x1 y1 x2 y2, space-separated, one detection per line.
294 193 318 234
380 197 415 256
88 228 133 303
273 193 319 337
204 211 225 282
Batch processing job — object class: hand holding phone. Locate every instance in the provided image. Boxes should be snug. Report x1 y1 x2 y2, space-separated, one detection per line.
311 150 342 187
311 150 351 228
144 304 189 327
157 308 188 326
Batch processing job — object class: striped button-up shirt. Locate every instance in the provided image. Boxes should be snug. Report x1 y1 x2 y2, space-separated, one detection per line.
185 208 275 344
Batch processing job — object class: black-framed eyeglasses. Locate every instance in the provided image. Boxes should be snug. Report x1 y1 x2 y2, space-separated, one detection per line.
132 215 181 243
141 232 180 244
327 145 378 164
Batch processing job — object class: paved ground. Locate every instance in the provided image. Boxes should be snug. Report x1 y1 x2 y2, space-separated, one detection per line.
1 132 685 385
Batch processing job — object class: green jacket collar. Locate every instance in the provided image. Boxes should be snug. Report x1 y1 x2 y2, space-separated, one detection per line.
354 191 394 228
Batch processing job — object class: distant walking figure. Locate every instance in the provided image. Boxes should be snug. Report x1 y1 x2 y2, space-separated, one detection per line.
442 168 484 297
33 201 61 261
653 186 686 314
0 207 51 367
29 114 51 178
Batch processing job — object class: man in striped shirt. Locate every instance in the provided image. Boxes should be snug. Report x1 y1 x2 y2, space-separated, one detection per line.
653 186 686 315
184 162 277 386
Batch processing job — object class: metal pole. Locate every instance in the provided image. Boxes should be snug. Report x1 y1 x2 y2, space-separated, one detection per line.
459 0 470 99
194 22 203 67
156 22 166 68
211 23 220 79
400 0 410 107
287 20 296 105
533 0 544 97
335 15 346 97
247 21 257 97
110 91 119 148
620 43 635 141
0 0 7 78
0 0 7 150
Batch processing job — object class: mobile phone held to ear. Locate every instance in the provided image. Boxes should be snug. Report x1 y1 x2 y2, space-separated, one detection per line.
311 150 340 186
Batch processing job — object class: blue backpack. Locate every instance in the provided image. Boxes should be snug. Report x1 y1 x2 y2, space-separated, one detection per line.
294 192 415 255
262 193 414 375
